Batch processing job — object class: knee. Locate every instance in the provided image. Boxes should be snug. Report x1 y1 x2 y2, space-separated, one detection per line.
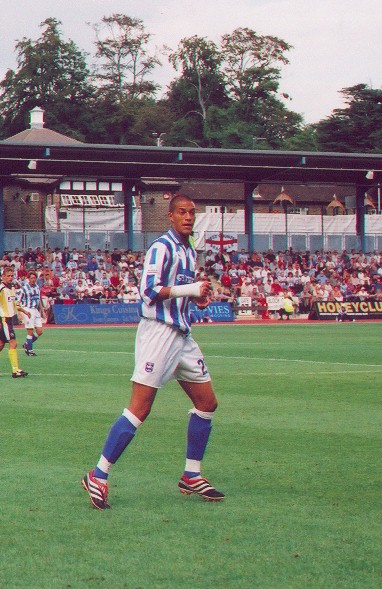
128 399 153 422
195 398 218 414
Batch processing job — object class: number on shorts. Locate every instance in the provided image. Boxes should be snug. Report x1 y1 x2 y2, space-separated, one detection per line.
197 358 208 376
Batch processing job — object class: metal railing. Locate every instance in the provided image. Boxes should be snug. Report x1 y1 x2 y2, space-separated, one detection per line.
3 229 382 253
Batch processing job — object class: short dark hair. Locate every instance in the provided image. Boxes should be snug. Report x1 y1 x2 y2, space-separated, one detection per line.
168 194 195 212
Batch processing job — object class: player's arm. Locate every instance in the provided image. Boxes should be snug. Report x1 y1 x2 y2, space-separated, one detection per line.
140 242 211 304
16 303 31 318
157 280 211 301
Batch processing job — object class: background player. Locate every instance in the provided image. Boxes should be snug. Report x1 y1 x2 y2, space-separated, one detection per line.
18 270 44 356
0 266 30 378
82 194 225 509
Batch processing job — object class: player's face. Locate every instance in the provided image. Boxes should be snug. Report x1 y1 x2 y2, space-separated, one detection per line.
28 274 37 286
2 269 14 286
169 199 196 242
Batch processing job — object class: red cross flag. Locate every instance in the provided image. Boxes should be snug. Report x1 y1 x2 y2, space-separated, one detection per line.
205 232 238 253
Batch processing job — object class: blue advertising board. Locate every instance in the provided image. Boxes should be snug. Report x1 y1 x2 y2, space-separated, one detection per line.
53 301 234 325
53 303 141 325
189 301 234 323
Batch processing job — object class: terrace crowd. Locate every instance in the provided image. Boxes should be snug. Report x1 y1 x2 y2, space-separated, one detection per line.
2 245 382 322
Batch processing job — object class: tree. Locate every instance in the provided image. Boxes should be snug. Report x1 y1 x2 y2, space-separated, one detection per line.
0 18 96 139
221 28 292 116
167 35 228 145
315 84 382 153
91 14 161 102
283 125 319 151
165 29 301 149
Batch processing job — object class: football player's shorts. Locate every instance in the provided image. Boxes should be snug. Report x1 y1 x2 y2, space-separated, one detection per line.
22 308 43 330
0 317 16 343
131 317 211 389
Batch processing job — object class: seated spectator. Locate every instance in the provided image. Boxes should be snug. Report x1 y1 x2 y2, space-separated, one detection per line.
240 277 255 299
213 286 234 303
238 248 249 263
270 279 283 296
220 269 232 289
120 284 140 303
110 269 122 289
205 249 215 268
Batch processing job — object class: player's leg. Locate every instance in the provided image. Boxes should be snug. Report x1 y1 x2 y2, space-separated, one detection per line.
95 383 157 480
24 310 43 355
175 338 224 500
8 334 28 378
82 383 157 510
178 381 224 500
23 327 35 355
82 318 177 509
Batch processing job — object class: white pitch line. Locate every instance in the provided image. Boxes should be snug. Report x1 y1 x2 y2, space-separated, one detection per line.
234 369 382 376
4 369 382 379
208 354 382 368
1 373 133 378
36 348 134 355
30 348 382 368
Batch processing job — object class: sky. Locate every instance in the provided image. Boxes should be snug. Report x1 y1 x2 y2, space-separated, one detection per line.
0 0 381 124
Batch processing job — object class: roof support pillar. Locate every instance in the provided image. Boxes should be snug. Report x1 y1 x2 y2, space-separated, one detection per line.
244 182 256 254
123 181 136 251
355 185 366 252
0 182 4 256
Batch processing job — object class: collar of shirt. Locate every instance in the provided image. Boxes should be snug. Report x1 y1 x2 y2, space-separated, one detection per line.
168 228 191 248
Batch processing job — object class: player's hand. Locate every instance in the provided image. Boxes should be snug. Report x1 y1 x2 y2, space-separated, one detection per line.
192 281 212 308
199 280 213 298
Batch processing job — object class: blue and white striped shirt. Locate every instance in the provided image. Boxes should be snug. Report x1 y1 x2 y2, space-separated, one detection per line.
19 282 41 309
140 228 197 334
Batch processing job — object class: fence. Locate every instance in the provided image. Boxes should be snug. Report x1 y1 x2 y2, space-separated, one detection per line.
3 229 382 253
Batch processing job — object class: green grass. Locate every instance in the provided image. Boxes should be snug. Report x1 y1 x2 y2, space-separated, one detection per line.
1 323 381 589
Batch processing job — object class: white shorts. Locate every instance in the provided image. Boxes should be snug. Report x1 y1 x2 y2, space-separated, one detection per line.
22 308 43 330
131 318 211 389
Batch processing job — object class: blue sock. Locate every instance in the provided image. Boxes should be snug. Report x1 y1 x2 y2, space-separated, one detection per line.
99 415 137 465
31 334 38 343
186 413 212 464
184 471 200 479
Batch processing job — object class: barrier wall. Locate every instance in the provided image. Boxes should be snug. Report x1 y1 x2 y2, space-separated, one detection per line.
309 299 382 320
53 303 141 325
53 301 234 325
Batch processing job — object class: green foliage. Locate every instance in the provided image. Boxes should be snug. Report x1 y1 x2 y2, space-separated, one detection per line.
1 323 381 588
167 35 228 146
0 18 95 139
91 14 161 102
0 14 380 152
316 84 382 153
221 28 292 114
283 125 320 151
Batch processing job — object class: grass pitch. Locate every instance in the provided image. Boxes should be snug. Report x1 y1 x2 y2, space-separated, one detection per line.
1 322 381 589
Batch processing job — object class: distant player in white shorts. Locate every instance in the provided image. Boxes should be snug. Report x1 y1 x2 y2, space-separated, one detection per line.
18 270 44 356
82 194 225 509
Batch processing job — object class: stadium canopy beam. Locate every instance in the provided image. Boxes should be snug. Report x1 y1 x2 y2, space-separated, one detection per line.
1 141 382 252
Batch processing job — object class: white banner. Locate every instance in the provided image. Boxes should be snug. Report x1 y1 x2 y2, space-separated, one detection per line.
266 296 284 311
238 296 252 315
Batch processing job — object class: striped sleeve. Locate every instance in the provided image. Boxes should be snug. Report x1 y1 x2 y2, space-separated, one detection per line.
140 239 170 305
